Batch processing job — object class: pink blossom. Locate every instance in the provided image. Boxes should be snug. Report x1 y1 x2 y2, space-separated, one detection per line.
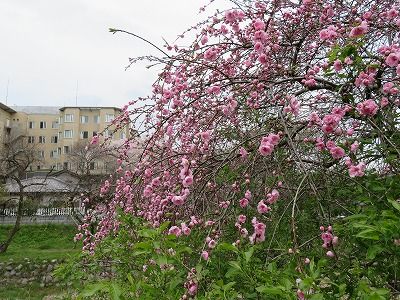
257 200 271 214
344 57 353 65
380 97 389 108
208 239 217 249
168 226 182 236
239 147 248 159
253 18 265 31
349 21 368 38
244 189 252 199
201 250 209 260
349 162 366 177
237 214 246 223
333 59 343 72
330 146 345 159
239 198 249 208
204 47 218 61
172 195 184 206
267 189 280 204
383 82 394 93
319 25 338 41
188 282 198 295
385 52 400 67
259 144 273 156
326 250 335 258
254 41 263 53
181 223 191 235
250 219 266 244
350 141 359 153
356 99 379 116
201 35 208 45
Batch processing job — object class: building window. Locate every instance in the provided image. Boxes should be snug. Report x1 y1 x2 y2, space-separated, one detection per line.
93 115 100 124
39 121 47 129
38 151 45 158
92 131 97 137
63 162 69 170
51 136 58 143
80 115 89 123
28 121 34 129
89 162 96 170
64 130 73 138
104 130 113 139
120 132 126 139
52 121 59 129
38 136 46 144
64 114 74 122
80 131 89 139
27 136 35 143
63 146 70 154
105 114 114 123
57 148 62 156
50 150 58 158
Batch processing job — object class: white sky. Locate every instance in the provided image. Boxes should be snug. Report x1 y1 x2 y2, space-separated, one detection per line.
0 0 231 108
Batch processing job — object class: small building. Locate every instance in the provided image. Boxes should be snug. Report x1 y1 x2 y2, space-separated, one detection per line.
4 173 81 208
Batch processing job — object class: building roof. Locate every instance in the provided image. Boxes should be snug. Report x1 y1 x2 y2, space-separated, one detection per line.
0 102 16 114
10 106 60 115
5 176 79 194
59 106 122 111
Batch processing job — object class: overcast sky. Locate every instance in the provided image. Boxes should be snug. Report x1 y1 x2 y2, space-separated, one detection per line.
0 0 231 108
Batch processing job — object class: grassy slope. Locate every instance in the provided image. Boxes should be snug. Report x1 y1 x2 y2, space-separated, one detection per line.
0 224 81 262
0 224 82 299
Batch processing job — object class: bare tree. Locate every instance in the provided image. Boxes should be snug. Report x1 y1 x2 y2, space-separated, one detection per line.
0 133 42 252
67 141 118 176
64 141 119 223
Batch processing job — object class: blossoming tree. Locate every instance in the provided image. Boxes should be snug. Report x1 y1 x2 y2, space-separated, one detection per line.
76 0 400 298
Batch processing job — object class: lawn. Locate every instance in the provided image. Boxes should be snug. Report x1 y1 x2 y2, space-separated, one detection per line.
0 224 81 262
0 224 83 299
0 283 77 300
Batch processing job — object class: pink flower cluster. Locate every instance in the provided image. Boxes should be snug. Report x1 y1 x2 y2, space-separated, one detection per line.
249 217 266 244
180 158 194 188
355 68 377 87
258 133 280 156
356 99 379 117
326 141 345 160
349 21 368 38
319 25 339 41
320 225 338 258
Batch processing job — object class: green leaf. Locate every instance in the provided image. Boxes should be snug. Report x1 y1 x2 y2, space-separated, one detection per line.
228 261 242 271
256 286 284 295
366 245 384 260
80 282 108 298
356 229 380 240
158 221 171 232
388 199 400 212
310 294 324 300
156 255 168 266
223 281 236 291
244 247 254 263
138 228 157 238
127 273 134 285
216 242 238 253
109 283 122 300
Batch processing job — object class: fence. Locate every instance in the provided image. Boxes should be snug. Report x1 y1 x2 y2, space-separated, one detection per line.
1 207 84 217
0 207 85 224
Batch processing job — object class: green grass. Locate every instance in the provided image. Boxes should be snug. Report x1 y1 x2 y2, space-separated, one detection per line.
0 224 81 262
0 283 78 300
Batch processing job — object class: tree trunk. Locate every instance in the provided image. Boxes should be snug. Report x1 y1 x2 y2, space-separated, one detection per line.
0 185 24 253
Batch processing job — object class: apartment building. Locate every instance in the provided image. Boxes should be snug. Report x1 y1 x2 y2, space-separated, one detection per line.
0 103 129 173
